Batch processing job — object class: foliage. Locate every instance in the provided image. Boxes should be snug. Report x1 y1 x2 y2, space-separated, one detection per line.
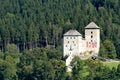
0 0 119 59
17 47 66 80
100 39 116 59
0 47 120 80
99 43 107 58
71 56 86 80
103 39 116 59
5 43 19 54
103 62 120 69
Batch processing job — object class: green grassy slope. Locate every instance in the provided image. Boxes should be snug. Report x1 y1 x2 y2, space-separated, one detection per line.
102 62 120 69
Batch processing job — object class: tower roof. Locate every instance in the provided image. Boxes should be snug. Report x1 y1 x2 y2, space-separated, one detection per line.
85 22 99 29
64 30 81 36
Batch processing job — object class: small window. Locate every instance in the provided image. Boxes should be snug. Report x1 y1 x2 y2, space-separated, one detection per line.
66 45 67 47
74 37 75 39
66 37 68 39
73 41 74 43
70 37 72 39
68 41 69 43
91 35 93 38
91 31 93 34
91 40 93 42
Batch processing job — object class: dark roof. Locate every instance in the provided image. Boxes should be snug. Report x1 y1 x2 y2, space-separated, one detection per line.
85 22 99 29
64 30 81 36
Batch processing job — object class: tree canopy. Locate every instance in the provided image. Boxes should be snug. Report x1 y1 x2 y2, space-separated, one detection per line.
0 0 120 58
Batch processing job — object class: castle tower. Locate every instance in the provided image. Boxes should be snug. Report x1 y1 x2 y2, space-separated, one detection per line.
63 30 82 72
85 22 100 56
63 30 82 57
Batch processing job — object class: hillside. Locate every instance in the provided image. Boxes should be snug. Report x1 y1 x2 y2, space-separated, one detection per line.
0 0 120 57
0 0 120 79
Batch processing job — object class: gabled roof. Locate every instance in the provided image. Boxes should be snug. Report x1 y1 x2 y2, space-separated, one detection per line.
85 22 99 29
64 30 81 36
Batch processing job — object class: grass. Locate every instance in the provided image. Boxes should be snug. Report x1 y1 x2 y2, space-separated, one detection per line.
102 61 120 69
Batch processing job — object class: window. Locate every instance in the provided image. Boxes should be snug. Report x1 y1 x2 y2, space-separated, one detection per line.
68 41 69 43
91 35 93 38
70 37 72 39
66 45 67 47
66 37 68 39
73 41 74 43
74 37 75 39
91 40 93 42
91 31 93 34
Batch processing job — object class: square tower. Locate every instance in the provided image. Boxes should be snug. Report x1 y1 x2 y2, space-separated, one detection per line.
63 30 82 57
85 22 100 56
63 30 82 72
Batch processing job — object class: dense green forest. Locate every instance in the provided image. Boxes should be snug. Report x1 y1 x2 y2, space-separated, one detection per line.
0 0 120 79
1 0 120 56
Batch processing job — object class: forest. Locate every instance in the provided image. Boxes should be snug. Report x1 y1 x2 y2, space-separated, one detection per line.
0 0 120 80
0 44 120 80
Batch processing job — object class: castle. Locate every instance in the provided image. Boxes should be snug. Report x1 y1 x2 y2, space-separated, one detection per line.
63 22 100 71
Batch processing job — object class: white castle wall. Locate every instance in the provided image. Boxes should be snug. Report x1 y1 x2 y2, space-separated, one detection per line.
85 28 100 55
63 35 82 57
